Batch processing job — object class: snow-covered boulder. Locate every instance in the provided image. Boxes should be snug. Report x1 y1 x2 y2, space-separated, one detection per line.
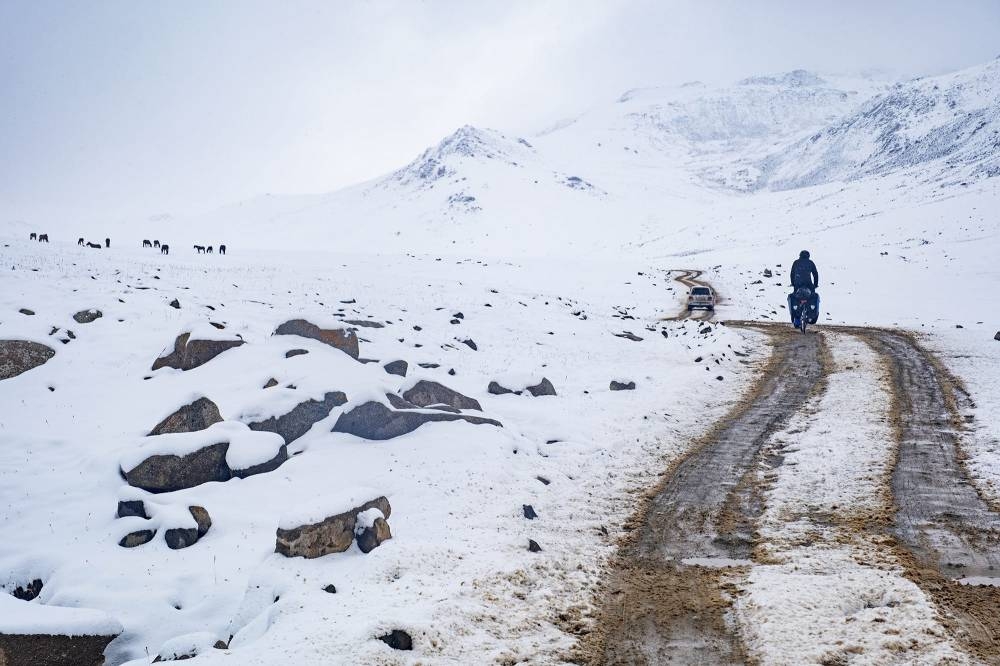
273 318 359 359
0 595 122 666
275 494 391 558
151 324 245 371
151 631 220 662
245 390 347 445
401 380 482 411
121 421 286 493
355 507 392 553
148 397 223 436
332 400 501 441
0 340 55 381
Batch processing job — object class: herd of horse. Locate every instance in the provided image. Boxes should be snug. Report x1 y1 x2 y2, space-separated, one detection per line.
27 233 227 257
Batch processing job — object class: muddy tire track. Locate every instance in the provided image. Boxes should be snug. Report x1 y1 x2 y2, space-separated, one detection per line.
586 327 825 665
862 329 1000 659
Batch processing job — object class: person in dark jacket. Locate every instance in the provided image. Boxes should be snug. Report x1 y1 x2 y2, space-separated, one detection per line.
790 250 818 290
788 250 820 327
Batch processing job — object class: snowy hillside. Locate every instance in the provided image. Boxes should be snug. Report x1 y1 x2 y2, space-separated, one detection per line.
759 58 1000 190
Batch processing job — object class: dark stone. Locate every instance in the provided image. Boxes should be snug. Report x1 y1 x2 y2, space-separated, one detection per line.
356 517 392 553
275 497 391 558
248 391 348 444
72 309 102 324
383 360 408 377
274 319 359 359
699 326 712 335
994 331 1000 341
119 529 156 547
613 331 643 341
18 308 34 316
11 579 43 602
285 349 309 358
417 362 439 369
123 442 231 493
263 378 279 388
116 500 148 519
323 584 337 594
610 381 636 391
402 380 481 411
460 338 478 351
332 401 501 440
523 504 538 520
536 476 550 485
213 640 228 649
378 630 413 651
344 320 384 328
0 633 121 666
488 381 515 395
526 378 556 397
528 539 542 552
189 506 212 537
151 332 244 371
165 527 200 549
148 397 223 436
209 322 225 330
169 299 180 309
0 341 55 381
694 356 703 363
763 268 772 278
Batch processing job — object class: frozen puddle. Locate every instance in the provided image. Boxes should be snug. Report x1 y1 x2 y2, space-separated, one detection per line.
681 557 754 568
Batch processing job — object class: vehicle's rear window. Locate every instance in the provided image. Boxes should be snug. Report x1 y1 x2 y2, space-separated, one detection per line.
691 287 711 295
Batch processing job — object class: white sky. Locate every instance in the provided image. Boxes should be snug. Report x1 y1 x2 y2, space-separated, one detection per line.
1 0 998 222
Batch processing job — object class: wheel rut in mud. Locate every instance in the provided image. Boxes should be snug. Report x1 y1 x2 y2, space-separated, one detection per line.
591 328 824 665
862 329 1000 658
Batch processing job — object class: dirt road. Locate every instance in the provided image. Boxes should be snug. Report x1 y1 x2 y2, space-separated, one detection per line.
584 272 1000 665
661 269 715 321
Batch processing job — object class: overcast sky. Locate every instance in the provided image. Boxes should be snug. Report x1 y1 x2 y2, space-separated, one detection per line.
2 0 998 222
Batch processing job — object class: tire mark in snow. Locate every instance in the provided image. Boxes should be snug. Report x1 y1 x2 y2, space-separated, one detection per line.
589 327 824 665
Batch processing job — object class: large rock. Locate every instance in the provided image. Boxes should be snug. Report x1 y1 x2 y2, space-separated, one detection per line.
610 380 636 391
488 381 516 395
332 401 501 440
119 529 156 548
151 332 244 371
274 319 359 359
401 380 481 411
124 442 230 493
72 309 102 324
148 397 223 436
276 497 391 558
247 391 347 444
0 341 55 381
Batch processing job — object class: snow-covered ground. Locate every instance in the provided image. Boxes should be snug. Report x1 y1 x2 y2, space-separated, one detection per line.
0 242 760 663
1 58 998 664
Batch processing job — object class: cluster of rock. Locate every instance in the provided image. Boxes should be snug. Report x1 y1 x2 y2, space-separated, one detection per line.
275 496 393 558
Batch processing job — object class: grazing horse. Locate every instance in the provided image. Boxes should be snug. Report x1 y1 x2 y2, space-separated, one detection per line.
142 239 152 248
193 245 205 253
86 241 101 249
219 244 226 255
206 246 213 254
154 240 160 248
38 234 49 243
161 244 169 255
30 233 37 240
78 238 85 246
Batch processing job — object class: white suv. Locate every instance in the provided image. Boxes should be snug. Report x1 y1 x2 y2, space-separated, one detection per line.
687 286 715 311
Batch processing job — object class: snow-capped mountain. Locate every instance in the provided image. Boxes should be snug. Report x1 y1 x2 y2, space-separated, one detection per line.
757 59 1000 190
